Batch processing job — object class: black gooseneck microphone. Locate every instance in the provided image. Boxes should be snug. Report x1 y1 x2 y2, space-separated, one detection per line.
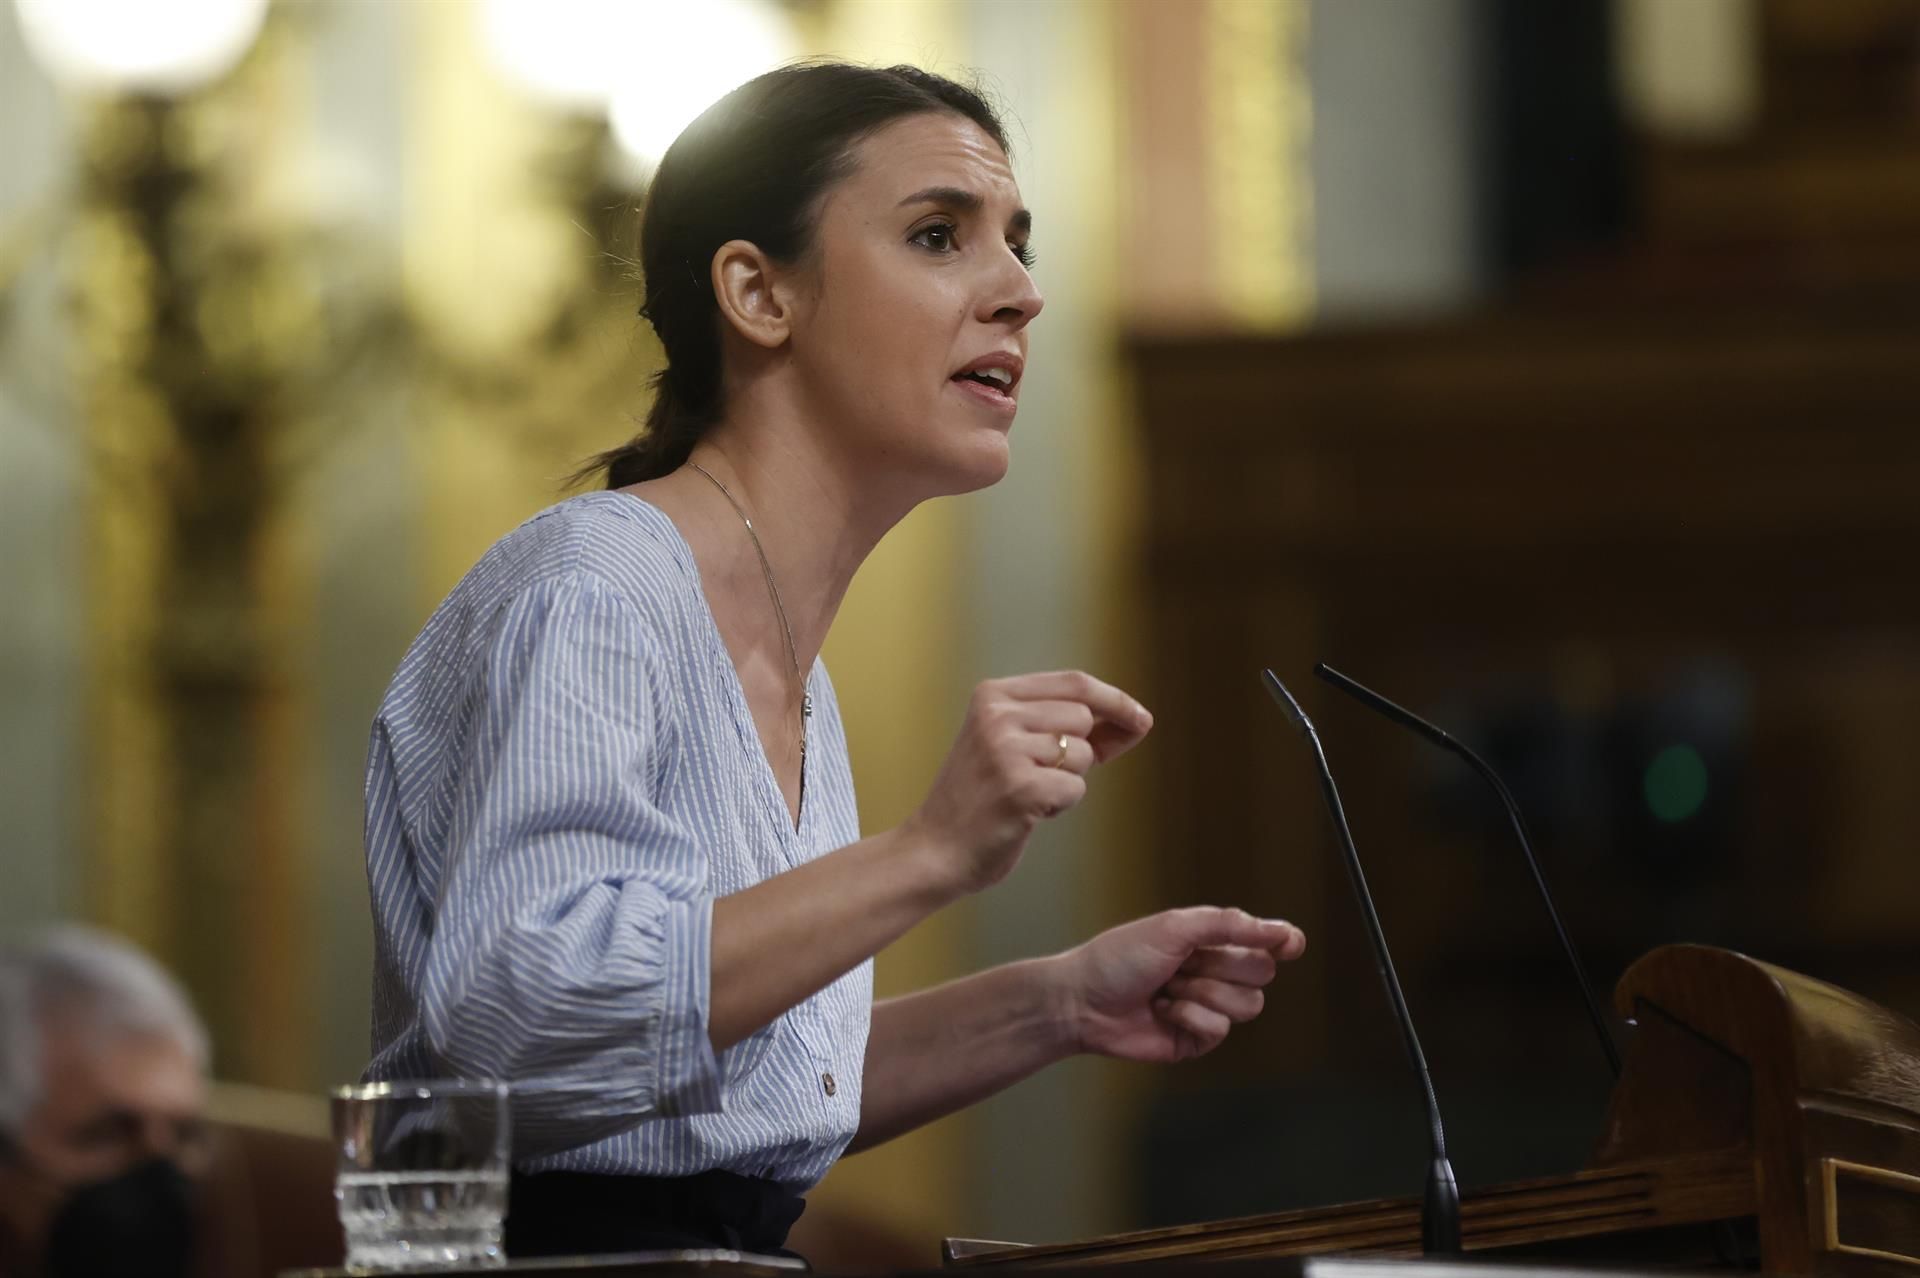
1312 662 1623 1079
1261 669 1462 1255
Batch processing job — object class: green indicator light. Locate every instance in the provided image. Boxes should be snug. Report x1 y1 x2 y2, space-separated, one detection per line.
1643 744 1708 823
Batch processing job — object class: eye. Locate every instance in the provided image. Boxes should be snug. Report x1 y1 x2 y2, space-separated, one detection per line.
1011 240 1037 271
70 1109 141 1152
911 220 959 254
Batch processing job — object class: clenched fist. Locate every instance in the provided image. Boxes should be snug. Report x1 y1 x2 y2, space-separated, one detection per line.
1058 907 1308 1062
907 670 1152 896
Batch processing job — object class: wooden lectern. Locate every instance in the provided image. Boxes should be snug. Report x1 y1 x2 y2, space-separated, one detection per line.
944 946 1920 1275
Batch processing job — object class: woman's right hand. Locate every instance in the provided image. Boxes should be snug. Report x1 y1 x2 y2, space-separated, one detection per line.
907 671 1153 896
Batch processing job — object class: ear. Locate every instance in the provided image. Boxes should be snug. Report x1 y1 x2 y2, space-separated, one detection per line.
710 239 793 350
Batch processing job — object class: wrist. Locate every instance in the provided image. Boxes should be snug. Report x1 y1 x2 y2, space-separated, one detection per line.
890 815 974 909
1025 950 1089 1058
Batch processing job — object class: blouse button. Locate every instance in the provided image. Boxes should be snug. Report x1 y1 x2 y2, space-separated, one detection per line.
822 1071 837 1097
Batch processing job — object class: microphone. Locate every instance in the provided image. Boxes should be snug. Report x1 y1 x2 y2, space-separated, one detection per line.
1312 663 1623 1079
1261 669 1462 1256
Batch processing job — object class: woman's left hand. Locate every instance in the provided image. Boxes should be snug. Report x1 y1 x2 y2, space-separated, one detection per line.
1055 907 1307 1063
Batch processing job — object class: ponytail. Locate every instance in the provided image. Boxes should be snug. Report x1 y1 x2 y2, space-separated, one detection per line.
584 371 711 490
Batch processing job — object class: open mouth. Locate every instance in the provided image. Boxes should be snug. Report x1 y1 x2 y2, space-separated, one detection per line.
951 365 1019 410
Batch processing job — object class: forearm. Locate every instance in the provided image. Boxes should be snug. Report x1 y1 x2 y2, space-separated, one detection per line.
708 822 960 1051
847 956 1079 1153
713 666 1156 1060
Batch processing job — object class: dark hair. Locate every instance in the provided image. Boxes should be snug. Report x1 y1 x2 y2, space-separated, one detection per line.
585 62 1012 489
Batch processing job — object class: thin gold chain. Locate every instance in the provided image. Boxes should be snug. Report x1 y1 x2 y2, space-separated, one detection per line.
689 462 812 807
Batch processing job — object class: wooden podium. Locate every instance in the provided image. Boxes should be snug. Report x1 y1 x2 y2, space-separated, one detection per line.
944 946 1920 1275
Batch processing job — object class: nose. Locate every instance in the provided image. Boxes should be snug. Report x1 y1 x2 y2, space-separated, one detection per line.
138 1115 177 1162
140 1115 207 1173
980 245 1044 331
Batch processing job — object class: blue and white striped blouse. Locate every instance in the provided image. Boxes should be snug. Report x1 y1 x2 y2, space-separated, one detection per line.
363 491 871 1189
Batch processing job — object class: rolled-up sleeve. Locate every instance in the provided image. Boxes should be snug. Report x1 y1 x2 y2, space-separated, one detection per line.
419 571 721 1149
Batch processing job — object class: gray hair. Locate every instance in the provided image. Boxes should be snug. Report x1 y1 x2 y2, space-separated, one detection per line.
0 925 209 1146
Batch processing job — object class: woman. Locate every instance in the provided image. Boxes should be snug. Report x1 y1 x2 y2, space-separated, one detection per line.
363 62 1306 1258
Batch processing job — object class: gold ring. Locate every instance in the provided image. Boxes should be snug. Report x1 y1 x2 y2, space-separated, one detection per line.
1052 734 1071 768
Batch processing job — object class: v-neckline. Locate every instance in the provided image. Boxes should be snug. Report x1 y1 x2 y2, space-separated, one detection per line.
610 491 812 841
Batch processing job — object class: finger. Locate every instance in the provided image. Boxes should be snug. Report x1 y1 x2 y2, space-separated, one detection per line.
1086 716 1151 765
1018 731 1094 777
1160 998 1231 1051
1271 925 1308 962
1164 906 1302 955
1003 671 1152 737
1164 975 1265 1023
1023 768 1088 820
1010 700 1098 738
1178 945 1278 987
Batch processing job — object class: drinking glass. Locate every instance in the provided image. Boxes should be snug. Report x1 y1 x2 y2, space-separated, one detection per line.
332 1080 510 1271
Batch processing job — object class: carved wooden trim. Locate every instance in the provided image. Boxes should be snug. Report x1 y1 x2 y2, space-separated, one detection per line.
1819 1157 1920 1269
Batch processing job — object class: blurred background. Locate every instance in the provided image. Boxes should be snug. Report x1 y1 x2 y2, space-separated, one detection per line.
4 0 1920 1265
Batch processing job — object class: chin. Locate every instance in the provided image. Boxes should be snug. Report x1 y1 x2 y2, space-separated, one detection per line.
860 402 1015 500
930 431 1012 496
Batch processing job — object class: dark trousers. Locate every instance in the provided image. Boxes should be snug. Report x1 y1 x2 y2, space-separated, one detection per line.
506 1169 808 1261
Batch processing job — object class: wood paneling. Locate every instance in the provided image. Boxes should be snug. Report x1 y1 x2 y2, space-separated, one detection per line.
1125 301 1920 1093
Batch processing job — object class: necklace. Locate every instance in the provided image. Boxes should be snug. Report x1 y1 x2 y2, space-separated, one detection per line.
689 461 811 809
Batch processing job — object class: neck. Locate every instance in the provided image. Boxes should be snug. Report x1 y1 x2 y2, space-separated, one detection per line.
640 408 918 676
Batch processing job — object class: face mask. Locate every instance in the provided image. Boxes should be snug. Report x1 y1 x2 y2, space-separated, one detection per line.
43 1158 195 1278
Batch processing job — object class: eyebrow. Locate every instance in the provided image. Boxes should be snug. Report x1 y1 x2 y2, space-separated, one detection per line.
898 186 1033 237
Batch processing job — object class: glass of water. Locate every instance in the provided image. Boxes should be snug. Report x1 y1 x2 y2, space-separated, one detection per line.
332 1079 510 1271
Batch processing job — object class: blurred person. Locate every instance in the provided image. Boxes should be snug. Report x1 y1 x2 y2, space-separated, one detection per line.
0 926 209 1278
363 62 1308 1258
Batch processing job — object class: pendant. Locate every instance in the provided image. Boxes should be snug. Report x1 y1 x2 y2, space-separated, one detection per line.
803 694 813 719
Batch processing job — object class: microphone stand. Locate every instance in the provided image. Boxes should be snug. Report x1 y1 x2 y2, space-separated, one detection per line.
1262 669 1462 1255
1311 664 1752 1263
1313 662 1622 1078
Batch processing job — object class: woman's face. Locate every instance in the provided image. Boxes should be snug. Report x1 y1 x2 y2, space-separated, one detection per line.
784 112 1044 497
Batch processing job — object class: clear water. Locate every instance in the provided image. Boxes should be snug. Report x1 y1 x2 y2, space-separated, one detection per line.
336 1169 508 1270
